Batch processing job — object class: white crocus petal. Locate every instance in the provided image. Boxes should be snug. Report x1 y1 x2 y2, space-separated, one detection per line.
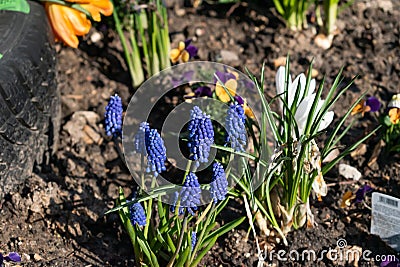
294 94 316 134
291 73 306 108
312 172 327 197
276 66 293 110
318 111 334 131
309 79 316 95
315 99 325 117
276 66 286 110
313 99 334 132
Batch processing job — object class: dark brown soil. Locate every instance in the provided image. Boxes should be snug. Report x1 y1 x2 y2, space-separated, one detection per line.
1 0 399 266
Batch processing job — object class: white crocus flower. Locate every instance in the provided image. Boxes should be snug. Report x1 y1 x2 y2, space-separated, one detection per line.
276 66 334 135
276 66 315 110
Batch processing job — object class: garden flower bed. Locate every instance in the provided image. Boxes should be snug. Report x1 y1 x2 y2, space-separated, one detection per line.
0 0 399 266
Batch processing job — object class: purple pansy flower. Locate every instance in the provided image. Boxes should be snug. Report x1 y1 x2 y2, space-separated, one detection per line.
184 39 198 58
234 95 244 105
4 252 21 262
354 184 373 203
366 96 381 112
352 96 381 116
214 70 236 84
381 257 399 267
194 86 212 97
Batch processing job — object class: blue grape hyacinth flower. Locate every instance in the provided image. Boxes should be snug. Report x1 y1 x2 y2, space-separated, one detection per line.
105 94 123 137
210 162 228 203
129 201 146 227
145 128 167 175
171 172 201 216
191 231 197 251
225 103 247 152
188 106 214 167
133 122 150 155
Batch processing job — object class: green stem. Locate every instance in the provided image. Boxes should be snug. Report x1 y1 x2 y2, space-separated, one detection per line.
112 5 137 87
286 11 298 30
323 0 339 35
129 14 145 87
140 154 145 190
159 1 171 69
136 11 151 76
182 160 193 183
167 216 188 267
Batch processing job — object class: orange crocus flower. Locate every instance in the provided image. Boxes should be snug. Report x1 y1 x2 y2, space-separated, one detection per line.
67 0 113 21
44 0 113 48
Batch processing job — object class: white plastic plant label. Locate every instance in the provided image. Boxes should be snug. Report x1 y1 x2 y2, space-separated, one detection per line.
371 192 400 251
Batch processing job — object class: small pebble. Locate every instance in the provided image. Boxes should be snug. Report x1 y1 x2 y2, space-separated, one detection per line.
273 57 287 68
195 28 205 37
34 253 42 261
339 164 362 181
314 34 333 50
175 8 186 17
90 31 102 43
305 68 319 78
220 49 239 63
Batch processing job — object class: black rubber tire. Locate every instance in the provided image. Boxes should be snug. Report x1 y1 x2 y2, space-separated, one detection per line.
0 1 60 201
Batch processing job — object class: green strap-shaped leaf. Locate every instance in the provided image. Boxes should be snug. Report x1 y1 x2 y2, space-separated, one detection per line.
202 216 245 245
0 0 29 13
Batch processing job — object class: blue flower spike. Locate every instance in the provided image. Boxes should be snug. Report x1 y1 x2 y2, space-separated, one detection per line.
171 172 201 216
210 162 228 203
188 106 214 167
130 201 147 227
191 231 197 251
226 103 247 152
181 172 201 215
105 94 123 137
134 122 150 155
145 128 167 176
